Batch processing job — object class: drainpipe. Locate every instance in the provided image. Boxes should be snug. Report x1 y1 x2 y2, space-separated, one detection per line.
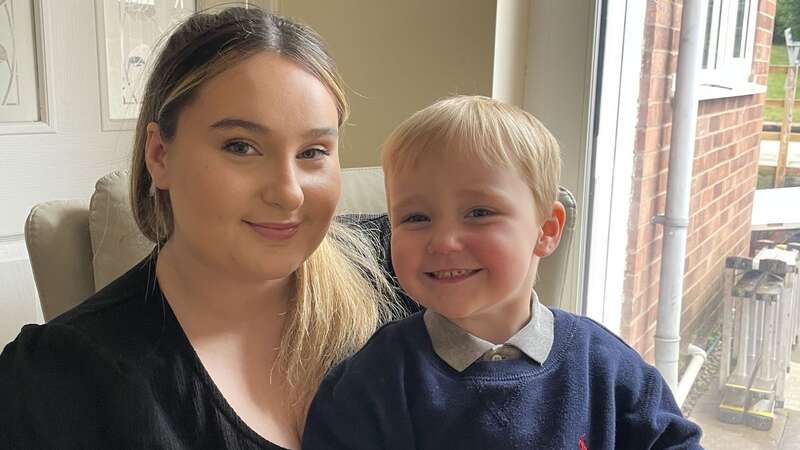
652 0 707 393
674 344 707 408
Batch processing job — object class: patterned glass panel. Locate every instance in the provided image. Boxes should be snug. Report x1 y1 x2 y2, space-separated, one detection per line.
0 0 40 123
98 0 195 121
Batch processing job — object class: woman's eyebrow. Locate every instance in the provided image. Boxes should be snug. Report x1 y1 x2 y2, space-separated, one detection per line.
210 118 337 139
210 118 269 134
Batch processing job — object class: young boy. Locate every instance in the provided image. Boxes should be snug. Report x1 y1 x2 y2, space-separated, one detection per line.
302 96 703 449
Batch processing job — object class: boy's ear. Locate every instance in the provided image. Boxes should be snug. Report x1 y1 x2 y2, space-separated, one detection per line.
144 122 171 190
534 201 566 257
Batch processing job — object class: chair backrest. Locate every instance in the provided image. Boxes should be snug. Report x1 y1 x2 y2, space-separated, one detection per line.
26 167 576 320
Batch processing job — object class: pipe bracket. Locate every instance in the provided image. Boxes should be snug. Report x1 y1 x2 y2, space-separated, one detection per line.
651 215 689 228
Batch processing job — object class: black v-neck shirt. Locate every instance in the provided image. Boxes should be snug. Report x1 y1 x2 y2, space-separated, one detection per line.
1 256 287 449
0 214 417 449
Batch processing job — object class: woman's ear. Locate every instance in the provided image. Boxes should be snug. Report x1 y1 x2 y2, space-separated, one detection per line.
534 201 566 257
144 122 171 190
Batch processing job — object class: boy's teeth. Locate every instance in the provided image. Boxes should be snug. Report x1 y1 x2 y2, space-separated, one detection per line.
433 270 472 279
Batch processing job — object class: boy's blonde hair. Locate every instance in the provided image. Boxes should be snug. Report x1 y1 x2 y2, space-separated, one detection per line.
381 95 561 220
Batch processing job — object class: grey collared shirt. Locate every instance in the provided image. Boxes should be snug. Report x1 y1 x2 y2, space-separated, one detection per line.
423 292 554 372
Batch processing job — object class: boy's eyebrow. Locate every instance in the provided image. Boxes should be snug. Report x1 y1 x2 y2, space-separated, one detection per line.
389 195 423 212
390 187 512 210
210 118 337 138
457 186 514 201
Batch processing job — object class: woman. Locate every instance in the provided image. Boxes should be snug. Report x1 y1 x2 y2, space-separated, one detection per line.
0 7 402 449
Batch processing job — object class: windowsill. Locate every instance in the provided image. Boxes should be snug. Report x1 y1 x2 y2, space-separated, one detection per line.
697 82 766 101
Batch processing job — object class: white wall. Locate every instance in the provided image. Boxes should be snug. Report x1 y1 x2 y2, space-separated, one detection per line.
0 238 41 346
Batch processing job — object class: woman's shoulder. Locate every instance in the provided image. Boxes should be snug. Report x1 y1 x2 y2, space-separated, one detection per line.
0 256 179 445
52 255 158 325
1 255 170 380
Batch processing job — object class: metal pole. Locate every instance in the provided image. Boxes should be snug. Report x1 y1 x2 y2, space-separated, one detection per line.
720 268 735 387
777 29 800 188
653 0 706 392
776 65 796 188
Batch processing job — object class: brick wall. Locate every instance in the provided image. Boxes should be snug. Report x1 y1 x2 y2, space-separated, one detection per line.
621 0 774 361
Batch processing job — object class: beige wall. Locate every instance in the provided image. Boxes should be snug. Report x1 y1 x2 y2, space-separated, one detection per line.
279 0 497 168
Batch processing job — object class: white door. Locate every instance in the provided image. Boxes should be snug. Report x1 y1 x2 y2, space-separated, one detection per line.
0 0 242 345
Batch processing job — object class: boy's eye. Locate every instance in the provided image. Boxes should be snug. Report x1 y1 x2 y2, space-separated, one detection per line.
223 141 259 156
467 208 494 218
402 213 430 224
298 148 330 160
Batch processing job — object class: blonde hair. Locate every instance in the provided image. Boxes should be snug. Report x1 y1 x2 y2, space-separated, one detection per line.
129 7 397 423
382 95 561 220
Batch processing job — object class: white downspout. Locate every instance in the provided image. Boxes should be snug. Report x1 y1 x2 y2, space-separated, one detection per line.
653 0 707 392
674 344 707 408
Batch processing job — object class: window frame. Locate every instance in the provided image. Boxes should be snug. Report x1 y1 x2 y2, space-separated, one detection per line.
699 0 759 87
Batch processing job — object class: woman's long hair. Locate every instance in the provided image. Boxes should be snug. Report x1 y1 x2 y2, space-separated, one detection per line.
129 6 397 424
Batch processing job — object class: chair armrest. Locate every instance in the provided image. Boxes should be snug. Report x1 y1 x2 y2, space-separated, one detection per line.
25 200 95 320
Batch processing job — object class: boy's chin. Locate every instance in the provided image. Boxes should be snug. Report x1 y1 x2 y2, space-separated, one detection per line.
417 301 479 322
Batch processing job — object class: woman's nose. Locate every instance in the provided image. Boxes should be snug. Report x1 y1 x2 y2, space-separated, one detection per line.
426 225 463 255
261 162 304 211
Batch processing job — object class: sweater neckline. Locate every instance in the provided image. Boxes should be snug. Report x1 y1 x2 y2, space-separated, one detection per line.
416 308 578 382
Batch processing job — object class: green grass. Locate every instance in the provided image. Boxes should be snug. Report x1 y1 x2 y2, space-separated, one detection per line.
764 44 800 122
771 44 791 66
758 166 800 188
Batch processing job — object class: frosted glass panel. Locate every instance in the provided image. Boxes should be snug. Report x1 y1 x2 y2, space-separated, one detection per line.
97 0 195 123
0 0 40 123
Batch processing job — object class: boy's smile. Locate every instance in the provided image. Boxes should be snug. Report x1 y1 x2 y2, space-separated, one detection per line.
426 268 482 282
388 152 562 343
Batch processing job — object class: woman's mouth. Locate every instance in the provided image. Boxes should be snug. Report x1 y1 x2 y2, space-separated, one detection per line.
425 269 481 283
244 220 300 241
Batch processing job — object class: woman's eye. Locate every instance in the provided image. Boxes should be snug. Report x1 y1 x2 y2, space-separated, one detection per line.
298 148 330 160
223 141 259 156
467 208 493 218
403 214 429 224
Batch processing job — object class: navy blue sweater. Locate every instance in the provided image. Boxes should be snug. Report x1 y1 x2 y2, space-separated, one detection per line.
303 309 703 450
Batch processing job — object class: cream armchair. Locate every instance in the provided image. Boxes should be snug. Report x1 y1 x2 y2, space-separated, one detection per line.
25 167 576 320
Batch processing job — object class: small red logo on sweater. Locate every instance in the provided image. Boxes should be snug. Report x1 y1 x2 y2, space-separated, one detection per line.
579 435 588 450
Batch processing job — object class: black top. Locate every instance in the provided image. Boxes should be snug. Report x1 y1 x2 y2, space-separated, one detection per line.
0 214 416 450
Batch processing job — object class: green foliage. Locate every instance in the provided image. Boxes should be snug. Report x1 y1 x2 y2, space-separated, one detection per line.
775 0 800 43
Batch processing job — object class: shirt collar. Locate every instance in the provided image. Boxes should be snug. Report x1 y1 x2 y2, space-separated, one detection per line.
423 291 555 372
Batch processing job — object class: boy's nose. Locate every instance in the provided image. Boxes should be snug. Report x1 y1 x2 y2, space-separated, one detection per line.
426 227 464 255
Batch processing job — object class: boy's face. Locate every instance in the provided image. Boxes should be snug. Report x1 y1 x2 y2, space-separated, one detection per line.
387 152 564 338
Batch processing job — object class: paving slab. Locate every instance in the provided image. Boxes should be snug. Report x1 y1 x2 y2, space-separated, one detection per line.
688 347 800 449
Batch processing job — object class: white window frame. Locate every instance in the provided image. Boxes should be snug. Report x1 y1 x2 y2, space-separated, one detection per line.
699 0 760 89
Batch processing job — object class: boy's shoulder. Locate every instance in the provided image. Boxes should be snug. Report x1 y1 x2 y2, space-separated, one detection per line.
551 308 654 372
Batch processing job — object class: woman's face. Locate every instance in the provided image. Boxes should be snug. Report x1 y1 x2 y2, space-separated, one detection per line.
147 52 342 282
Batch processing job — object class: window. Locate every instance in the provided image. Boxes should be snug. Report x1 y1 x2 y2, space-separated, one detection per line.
701 0 759 86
